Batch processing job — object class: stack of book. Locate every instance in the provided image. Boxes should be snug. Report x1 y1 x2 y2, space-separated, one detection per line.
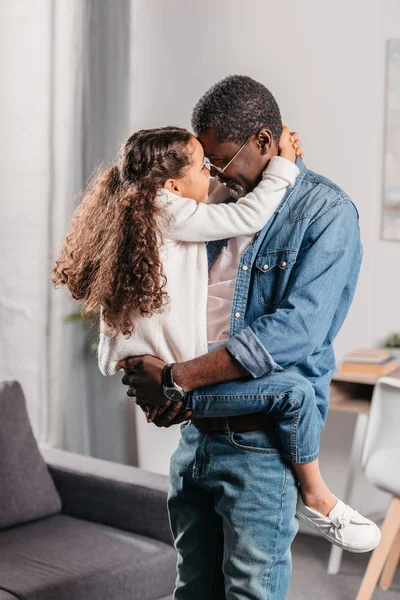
339 349 399 377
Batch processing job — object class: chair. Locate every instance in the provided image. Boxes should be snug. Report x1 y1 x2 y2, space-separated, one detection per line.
356 376 400 599
0 380 176 600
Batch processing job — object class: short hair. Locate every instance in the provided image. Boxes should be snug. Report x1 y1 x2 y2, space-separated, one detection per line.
191 75 282 145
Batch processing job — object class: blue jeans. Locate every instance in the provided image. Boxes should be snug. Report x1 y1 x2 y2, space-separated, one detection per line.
168 369 325 599
183 368 323 464
168 420 299 600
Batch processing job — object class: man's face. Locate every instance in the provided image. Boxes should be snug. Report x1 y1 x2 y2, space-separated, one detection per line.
197 127 277 194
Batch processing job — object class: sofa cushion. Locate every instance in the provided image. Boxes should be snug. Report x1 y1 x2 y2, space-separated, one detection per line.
0 514 176 600
0 381 61 529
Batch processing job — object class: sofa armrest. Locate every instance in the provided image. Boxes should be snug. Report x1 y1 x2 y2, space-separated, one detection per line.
39 445 173 547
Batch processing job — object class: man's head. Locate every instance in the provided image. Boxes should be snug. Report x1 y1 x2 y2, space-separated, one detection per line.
191 75 282 193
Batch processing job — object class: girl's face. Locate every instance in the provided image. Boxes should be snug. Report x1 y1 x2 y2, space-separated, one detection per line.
163 137 210 203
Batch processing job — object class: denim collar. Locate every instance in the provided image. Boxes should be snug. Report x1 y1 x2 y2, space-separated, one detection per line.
295 156 307 173
274 156 307 215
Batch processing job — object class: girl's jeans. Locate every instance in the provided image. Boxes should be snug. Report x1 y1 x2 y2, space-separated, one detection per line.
168 369 325 599
182 368 323 464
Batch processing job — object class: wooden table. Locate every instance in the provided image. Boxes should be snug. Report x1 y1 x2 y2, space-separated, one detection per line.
326 367 400 574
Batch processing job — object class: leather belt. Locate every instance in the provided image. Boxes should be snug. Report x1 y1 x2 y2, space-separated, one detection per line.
191 413 276 433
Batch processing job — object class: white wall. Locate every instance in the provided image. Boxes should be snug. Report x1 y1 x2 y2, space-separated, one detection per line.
130 0 400 517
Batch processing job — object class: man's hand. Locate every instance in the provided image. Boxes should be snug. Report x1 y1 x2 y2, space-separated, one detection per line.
119 355 193 426
119 345 248 427
119 355 166 408
142 400 193 428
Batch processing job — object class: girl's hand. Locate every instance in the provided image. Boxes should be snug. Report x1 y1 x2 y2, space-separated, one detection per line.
279 124 304 162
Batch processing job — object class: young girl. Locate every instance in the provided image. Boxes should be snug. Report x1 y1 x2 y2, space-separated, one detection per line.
53 125 380 553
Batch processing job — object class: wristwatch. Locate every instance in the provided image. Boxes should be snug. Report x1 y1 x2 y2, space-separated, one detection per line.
162 363 187 401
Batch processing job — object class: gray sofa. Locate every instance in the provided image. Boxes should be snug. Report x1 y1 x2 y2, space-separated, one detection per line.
0 381 176 600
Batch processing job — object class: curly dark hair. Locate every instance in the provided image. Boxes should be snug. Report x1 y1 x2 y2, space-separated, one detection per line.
52 126 194 338
191 75 282 145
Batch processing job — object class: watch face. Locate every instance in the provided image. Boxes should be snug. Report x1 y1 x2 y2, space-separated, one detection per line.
164 387 184 401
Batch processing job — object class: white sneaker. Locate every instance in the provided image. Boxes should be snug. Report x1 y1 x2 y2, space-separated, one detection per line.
295 495 381 553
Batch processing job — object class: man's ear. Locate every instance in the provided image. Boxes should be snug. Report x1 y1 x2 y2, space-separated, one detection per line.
255 128 273 156
163 179 182 196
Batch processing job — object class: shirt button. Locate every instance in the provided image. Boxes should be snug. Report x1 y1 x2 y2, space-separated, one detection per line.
263 264 269 270
242 265 248 271
235 312 241 318
281 261 287 267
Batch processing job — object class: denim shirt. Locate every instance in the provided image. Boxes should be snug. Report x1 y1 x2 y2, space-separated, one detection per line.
206 157 363 423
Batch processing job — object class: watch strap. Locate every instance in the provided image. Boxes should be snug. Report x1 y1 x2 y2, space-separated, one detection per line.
162 363 175 388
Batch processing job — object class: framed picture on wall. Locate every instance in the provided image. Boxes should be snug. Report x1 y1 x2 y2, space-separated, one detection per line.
382 39 400 241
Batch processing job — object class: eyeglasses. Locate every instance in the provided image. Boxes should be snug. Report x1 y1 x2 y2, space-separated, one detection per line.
205 135 252 175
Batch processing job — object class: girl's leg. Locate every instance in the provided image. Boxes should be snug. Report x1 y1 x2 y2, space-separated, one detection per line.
185 368 338 514
184 370 382 548
292 458 337 516
183 368 321 465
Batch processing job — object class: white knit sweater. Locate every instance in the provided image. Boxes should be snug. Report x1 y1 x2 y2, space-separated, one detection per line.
98 156 299 375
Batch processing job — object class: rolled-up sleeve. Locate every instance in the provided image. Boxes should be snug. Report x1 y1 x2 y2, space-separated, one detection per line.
225 199 363 378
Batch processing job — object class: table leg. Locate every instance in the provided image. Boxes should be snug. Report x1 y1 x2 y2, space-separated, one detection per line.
327 412 369 575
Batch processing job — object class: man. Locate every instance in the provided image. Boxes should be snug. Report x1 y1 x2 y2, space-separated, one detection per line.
120 75 363 599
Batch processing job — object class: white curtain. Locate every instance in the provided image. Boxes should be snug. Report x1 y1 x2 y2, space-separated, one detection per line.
0 0 137 465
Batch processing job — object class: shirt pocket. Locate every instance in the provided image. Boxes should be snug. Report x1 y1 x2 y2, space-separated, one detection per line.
255 249 298 310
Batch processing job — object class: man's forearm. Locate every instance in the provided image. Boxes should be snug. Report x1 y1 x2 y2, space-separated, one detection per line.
172 346 250 392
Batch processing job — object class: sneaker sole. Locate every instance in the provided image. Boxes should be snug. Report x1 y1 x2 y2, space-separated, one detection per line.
295 510 382 553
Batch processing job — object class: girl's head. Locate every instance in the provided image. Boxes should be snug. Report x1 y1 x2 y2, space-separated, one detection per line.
122 127 210 203
52 126 210 338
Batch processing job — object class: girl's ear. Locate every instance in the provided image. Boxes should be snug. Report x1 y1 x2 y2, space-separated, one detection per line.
163 179 182 196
